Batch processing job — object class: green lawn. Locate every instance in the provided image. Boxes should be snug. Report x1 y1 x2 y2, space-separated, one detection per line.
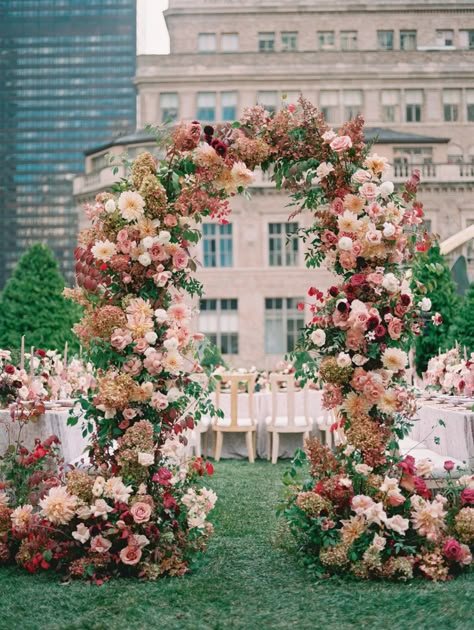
1 460 473 630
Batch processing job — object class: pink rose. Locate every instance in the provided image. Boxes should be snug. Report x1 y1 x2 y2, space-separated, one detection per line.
388 318 403 340
461 488 474 505
443 538 464 563
134 338 149 354
329 198 344 215
339 251 357 270
123 407 138 421
150 391 168 410
110 328 133 351
117 239 134 255
143 350 163 376
122 357 142 376
163 214 178 227
90 535 112 554
444 460 455 472
321 230 338 245
172 249 189 271
351 241 363 257
359 182 380 201
119 544 142 565
130 501 152 524
351 168 371 184
330 135 353 152
367 272 384 286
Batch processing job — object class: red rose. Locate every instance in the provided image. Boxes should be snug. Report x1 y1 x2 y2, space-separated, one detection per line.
397 455 416 476
205 460 214 476
328 286 340 298
461 488 474 505
443 538 464 563
35 349 46 358
443 460 455 472
163 491 178 510
4 364 15 374
350 274 366 287
414 476 431 500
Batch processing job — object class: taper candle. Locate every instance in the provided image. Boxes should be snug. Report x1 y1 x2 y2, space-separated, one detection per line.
20 336 25 371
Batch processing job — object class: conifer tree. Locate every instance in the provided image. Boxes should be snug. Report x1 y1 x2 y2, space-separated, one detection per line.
0 244 81 352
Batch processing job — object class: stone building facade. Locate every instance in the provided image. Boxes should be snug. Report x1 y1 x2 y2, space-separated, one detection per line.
75 0 474 368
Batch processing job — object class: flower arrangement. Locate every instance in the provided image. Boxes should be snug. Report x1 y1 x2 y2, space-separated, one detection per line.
218 96 472 579
425 348 474 396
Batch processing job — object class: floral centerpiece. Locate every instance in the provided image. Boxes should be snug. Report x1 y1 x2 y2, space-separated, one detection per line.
425 348 474 396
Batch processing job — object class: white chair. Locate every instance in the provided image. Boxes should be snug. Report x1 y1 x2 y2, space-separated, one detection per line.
265 373 313 464
213 373 257 463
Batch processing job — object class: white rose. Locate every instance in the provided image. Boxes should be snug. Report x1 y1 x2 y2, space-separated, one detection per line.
138 252 151 267
145 331 158 345
322 129 337 143
355 463 373 476
379 181 394 198
164 338 179 352
316 161 334 179
336 352 352 368
92 476 105 497
310 329 326 347
383 222 396 238
419 297 432 312
104 199 116 214
167 387 182 402
157 230 171 245
382 273 400 293
142 236 155 250
138 452 154 467
338 236 353 251
18 386 29 400
72 523 90 544
353 354 369 366
154 308 167 323
343 445 355 456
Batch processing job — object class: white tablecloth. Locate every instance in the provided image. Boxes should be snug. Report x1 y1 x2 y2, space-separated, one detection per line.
409 403 474 468
202 389 325 460
0 407 89 464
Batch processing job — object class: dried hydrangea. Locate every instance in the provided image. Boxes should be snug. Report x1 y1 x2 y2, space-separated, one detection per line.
139 174 167 217
131 151 157 189
66 470 94 503
319 542 350 568
454 507 474 544
296 492 332 518
382 556 414 581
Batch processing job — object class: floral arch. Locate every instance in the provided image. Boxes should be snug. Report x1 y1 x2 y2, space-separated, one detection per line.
1 98 473 581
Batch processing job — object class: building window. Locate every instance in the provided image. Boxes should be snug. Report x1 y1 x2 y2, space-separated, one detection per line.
340 31 358 51
320 90 339 123
317 31 335 50
199 298 239 355
281 31 298 51
400 30 417 51
258 32 275 52
377 30 394 50
202 223 233 267
198 32 216 53
343 90 362 120
447 144 463 165
160 92 178 123
393 146 433 176
436 29 454 47
197 92 216 121
221 91 237 121
443 89 461 122
467 90 474 122
381 90 400 123
405 89 423 122
222 32 239 52
257 90 278 113
265 298 304 354
268 222 299 266
460 30 474 50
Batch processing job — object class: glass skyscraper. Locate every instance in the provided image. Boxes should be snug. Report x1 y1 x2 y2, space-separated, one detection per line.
0 0 136 287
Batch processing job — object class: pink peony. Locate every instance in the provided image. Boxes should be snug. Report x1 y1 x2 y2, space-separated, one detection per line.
130 501 152 524
143 350 163 376
110 328 133 351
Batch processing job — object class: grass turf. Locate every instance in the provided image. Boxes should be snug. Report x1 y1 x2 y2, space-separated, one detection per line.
0 460 473 630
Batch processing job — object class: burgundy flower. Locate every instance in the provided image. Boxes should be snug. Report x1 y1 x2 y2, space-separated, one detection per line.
461 488 474 505
400 294 412 307
152 468 172 487
328 286 339 298
414 476 431 500
350 274 366 287
443 538 464 563
366 315 379 330
374 324 386 339
397 455 416 476
4 364 15 375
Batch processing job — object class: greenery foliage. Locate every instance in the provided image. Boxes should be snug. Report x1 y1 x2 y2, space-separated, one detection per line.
451 281 474 355
412 242 459 374
0 244 82 352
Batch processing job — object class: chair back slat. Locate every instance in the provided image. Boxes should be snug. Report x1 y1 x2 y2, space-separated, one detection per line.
216 373 256 430
269 373 307 429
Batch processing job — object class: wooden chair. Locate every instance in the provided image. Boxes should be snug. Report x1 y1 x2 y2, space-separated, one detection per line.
265 373 313 464
213 373 257 463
